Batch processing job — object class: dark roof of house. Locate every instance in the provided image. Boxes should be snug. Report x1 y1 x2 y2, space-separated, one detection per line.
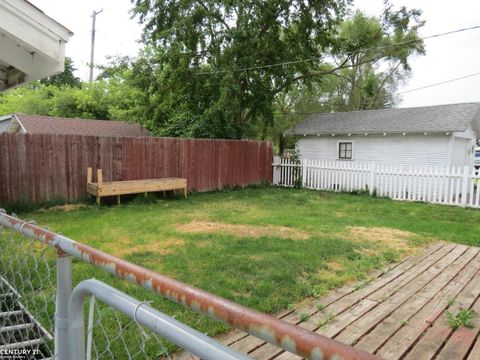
287 102 480 136
14 114 151 137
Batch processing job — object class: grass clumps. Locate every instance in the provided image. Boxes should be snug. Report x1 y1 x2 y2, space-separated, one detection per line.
445 308 476 330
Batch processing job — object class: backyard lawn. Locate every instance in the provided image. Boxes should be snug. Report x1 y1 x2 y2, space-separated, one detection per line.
19 186 480 354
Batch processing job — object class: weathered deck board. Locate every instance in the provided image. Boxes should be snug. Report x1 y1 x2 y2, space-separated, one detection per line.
355 247 480 353
335 244 468 345
436 298 480 360
377 252 480 360
177 242 480 360
402 256 480 360
467 335 480 360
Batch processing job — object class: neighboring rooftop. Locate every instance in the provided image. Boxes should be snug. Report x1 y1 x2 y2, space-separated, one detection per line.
3 114 151 137
287 102 480 136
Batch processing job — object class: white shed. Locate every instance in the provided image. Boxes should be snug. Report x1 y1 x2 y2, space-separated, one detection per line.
287 103 480 169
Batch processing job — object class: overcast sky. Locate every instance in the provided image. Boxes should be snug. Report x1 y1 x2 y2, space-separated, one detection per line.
30 0 480 108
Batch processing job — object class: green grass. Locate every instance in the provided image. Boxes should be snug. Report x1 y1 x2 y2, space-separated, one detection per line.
11 186 480 356
445 308 476 330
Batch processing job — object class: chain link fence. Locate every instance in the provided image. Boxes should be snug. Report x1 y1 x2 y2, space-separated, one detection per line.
0 222 55 359
0 219 177 360
0 215 250 360
86 300 177 360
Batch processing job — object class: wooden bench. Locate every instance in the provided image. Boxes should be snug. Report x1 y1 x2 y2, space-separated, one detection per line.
87 168 187 205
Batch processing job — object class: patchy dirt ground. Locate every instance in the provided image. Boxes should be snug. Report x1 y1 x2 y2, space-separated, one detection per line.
107 236 186 256
39 204 88 212
176 221 310 240
347 226 418 254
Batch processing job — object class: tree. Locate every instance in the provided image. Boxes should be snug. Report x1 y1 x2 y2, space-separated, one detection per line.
0 82 113 120
40 57 81 88
130 0 351 138
0 57 117 119
0 84 57 115
329 6 424 111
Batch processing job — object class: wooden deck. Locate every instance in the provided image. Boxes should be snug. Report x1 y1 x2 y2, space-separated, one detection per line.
180 242 480 360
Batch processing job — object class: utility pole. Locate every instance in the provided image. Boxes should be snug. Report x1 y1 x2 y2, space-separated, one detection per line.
89 9 103 82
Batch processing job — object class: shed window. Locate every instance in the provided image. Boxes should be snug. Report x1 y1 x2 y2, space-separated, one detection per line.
338 142 353 159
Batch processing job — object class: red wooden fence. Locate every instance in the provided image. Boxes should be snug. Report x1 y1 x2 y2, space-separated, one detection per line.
0 134 273 204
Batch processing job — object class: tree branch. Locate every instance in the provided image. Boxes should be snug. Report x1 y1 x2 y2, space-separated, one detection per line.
198 0 231 32
197 2 218 52
271 54 355 95
370 60 402 107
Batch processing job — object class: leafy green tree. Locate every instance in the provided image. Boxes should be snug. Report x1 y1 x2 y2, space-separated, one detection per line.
0 82 112 120
130 0 351 138
330 6 424 111
0 84 57 115
40 57 81 88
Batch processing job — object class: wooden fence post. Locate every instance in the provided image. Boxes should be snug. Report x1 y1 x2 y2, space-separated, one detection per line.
272 156 281 185
96 169 103 206
87 167 92 185
369 162 376 195
461 165 470 206
302 159 307 188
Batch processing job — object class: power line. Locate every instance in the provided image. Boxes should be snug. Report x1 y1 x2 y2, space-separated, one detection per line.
399 71 480 94
195 24 480 75
270 71 480 115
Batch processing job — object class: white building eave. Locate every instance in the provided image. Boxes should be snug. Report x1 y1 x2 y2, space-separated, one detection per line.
298 131 456 137
0 0 73 91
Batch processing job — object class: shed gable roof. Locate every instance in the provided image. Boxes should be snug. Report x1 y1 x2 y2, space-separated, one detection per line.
288 102 480 136
13 114 151 137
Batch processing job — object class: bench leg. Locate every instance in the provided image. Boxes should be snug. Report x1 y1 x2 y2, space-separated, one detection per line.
96 196 100 206
144 192 148 198
117 195 121 205
184 188 187 198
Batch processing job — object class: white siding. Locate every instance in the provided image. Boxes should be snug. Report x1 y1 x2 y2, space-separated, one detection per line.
450 125 476 168
297 134 451 167
450 137 469 168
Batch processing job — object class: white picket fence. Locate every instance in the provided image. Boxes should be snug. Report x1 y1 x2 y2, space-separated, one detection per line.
272 157 480 208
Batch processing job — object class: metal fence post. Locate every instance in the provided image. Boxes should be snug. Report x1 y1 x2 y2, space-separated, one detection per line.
68 279 250 360
55 249 72 360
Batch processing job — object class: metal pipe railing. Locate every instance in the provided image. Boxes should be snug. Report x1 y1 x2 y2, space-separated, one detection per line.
54 250 72 360
68 279 249 360
0 211 380 360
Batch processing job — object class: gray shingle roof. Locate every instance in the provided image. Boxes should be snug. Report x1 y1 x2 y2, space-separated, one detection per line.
287 102 480 136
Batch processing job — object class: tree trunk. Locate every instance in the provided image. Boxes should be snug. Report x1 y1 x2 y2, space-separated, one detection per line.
278 133 285 156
